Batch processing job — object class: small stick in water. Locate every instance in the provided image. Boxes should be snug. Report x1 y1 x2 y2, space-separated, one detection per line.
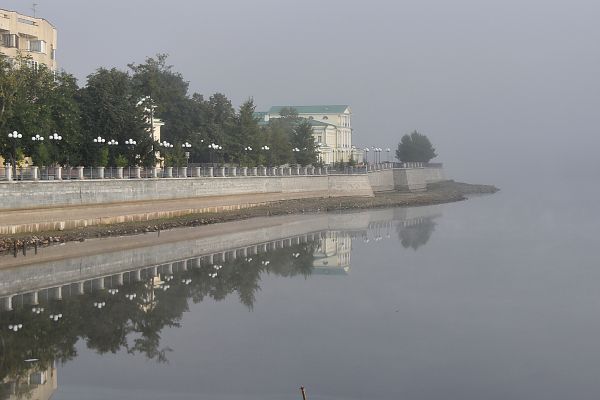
300 386 307 400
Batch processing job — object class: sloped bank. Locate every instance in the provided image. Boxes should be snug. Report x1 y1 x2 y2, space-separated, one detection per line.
0 181 498 254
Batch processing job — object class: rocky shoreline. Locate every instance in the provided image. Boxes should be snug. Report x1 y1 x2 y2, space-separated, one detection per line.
0 180 497 255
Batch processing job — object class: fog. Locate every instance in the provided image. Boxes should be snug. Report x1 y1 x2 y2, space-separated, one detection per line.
4 0 599 186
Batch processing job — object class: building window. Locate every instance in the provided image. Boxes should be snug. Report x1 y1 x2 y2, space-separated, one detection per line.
26 59 39 70
28 40 46 53
17 18 36 26
1 34 18 48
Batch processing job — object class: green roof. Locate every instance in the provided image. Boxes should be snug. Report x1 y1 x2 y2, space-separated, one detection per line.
253 111 268 119
269 105 349 115
307 119 336 128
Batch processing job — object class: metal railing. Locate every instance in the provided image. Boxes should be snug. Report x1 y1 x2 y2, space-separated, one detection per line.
0 162 436 182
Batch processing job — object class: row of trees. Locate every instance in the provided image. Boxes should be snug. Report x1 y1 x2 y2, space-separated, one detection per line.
0 54 319 167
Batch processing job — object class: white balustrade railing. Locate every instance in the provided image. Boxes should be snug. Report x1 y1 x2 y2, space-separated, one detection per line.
0 163 406 182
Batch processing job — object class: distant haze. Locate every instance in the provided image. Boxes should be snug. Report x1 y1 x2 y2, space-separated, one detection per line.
3 0 599 185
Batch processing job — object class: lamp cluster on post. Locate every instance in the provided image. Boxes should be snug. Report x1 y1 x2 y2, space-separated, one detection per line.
261 145 271 166
160 140 173 167
7 130 22 175
182 142 192 166
208 143 222 166
93 136 106 144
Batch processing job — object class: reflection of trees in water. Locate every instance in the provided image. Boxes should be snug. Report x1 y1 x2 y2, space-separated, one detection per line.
396 218 437 250
0 240 317 399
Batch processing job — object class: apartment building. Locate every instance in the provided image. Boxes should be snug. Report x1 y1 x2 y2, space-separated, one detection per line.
0 8 57 70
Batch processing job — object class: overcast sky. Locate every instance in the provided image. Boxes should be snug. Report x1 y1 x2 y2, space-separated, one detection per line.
3 0 599 183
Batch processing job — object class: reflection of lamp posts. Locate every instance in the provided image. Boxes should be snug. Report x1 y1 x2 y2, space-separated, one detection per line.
7 130 22 176
182 142 192 166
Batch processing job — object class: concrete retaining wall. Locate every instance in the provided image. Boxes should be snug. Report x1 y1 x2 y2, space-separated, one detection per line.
367 166 444 193
393 168 428 192
422 166 445 184
368 169 395 192
0 175 374 211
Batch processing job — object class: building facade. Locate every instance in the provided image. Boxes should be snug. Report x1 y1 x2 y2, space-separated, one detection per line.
259 105 362 165
0 8 57 70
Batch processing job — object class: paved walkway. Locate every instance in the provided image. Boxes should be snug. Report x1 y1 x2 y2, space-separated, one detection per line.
0 191 330 235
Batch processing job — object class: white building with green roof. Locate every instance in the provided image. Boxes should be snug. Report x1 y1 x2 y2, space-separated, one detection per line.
256 105 362 164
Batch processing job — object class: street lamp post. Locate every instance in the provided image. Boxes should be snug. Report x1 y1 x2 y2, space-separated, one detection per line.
244 146 253 166
208 143 221 167
31 134 44 166
261 145 270 166
7 131 22 176
48 133 63 166
125 139 137 165
160 140 173 167
386 148 391 163
182 142 192 167
364 147 370 166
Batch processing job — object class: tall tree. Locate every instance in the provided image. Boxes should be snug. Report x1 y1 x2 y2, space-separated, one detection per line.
231 98 262 165
129 54 198 145
292 120 318 166
396 131 437 162
79 68 150 166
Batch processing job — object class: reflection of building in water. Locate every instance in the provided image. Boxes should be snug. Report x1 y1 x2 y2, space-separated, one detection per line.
312 231 352 275
2 363 57 400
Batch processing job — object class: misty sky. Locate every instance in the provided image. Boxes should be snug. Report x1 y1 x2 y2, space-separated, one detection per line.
3 0 599 183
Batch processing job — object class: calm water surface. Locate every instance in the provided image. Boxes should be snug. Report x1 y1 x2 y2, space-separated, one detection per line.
1 183 598 400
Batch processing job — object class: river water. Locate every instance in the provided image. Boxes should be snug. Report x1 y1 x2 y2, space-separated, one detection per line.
1 183 599 400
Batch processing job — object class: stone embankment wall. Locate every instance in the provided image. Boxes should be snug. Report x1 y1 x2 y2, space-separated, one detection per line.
0 165 445 214
368 165 445 193
0 174 374 211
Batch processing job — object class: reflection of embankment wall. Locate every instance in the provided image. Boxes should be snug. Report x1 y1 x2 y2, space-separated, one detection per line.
368 166 445 192
0 206 443 298
0 175 374 211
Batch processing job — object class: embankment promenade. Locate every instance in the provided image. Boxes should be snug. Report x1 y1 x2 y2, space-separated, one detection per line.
0 163 497 250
